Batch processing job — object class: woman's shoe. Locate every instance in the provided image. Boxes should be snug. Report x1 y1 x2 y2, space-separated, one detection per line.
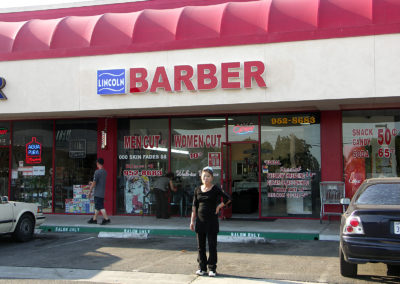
195 269 206 276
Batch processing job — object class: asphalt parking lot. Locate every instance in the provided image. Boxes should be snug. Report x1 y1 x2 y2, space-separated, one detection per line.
1 232 399 284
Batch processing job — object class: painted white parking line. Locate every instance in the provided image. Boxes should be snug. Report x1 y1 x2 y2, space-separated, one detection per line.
98 232 148 239
217 235 266 243
46 237 95 249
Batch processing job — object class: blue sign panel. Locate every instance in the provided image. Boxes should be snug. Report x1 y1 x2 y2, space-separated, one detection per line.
0 77 7 100
97 69 126 95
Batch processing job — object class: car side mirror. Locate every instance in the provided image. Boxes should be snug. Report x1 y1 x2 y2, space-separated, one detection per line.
340 198 351 205
1 196 9 203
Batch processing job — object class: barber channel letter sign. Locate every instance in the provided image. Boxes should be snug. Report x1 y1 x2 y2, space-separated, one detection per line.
97 69 126 95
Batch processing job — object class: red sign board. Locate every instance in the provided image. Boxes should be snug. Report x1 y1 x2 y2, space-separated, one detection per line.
130 61 267 93
26 137 42 164
208 152 221 169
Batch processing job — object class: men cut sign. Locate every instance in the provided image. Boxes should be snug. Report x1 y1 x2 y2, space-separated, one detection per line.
0 77 6 100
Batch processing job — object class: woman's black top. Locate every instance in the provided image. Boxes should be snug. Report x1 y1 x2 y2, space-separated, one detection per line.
192 185 231 234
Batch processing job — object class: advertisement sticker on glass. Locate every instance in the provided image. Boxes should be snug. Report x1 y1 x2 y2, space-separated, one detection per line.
33 166 45 176
208 152 221 169
69 139 86 158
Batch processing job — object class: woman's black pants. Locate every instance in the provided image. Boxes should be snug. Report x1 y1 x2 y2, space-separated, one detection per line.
196 232 218 272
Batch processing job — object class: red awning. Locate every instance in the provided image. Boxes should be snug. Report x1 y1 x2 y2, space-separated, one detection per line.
0 0 400 61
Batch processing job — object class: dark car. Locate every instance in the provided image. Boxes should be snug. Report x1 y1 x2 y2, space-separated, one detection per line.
339 178 400 277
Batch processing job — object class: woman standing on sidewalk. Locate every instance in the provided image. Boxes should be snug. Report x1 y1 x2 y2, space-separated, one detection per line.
190 166 231 277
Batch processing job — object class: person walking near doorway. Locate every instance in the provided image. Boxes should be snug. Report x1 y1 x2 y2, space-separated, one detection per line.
88 158 111 225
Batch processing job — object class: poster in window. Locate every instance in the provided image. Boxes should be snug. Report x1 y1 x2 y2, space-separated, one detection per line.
208 152 221 169
125 175 150 214
69 139 86 158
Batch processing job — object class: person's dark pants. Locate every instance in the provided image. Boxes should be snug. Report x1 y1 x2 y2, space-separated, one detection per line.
154 188 169 218
196 232 218 272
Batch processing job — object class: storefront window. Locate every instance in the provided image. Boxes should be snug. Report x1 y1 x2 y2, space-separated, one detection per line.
11 121 53 212
117 118 169 214
171 117 226 216
260 113 321 217
54 120 97 213
0 121 10 146
343 110 400 197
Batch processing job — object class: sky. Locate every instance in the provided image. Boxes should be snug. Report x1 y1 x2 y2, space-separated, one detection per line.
0 0 135 11
0 0 93 8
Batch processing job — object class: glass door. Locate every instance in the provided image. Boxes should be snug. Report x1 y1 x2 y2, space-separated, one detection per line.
230 142 259 218
0 147 9 197
222 142 260 219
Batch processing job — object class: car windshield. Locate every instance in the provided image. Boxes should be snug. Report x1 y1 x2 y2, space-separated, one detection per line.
355 183 400 205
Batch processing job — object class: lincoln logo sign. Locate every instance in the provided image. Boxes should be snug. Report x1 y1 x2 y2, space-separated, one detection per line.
97 61 266 95
97 69 126 95
0 77 6 100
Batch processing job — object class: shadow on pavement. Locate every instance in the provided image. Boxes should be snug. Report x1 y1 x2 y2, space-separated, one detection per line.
355 275 400 284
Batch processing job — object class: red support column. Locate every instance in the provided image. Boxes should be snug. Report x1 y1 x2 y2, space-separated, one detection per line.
320 111 344 219
321 111 343 182
97 118 117 215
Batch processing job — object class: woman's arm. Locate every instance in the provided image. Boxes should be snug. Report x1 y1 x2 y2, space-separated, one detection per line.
190 187 198 231
221 189 232 206
216 187 232 214
190 207 196 231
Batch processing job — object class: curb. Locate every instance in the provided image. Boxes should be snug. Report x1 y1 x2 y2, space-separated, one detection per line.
39 225 320 241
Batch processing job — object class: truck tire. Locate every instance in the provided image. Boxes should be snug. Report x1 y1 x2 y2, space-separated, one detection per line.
12 214 35 242
340 249 357 277
387 264 400 276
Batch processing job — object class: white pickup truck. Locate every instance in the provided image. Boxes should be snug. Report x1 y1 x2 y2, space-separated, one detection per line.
0 196 46 242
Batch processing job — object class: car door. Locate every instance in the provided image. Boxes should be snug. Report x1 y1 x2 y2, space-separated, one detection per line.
0 201 14 233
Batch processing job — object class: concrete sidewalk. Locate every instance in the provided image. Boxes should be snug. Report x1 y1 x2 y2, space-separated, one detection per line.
0 266 320 284
39 214 340 242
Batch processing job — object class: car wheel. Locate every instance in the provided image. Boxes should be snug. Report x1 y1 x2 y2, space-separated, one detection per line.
387 264 400 276
12 214 35 242
340 249 357 277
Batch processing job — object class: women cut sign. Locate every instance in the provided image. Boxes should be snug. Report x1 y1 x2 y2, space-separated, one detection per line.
174 134 222 148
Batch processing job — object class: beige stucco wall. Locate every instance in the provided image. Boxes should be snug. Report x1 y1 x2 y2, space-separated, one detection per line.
0 33 399 119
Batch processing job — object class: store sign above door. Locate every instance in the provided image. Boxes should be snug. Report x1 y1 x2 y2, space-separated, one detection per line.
97 61 266 95
0 77 7 100
97 69 126 95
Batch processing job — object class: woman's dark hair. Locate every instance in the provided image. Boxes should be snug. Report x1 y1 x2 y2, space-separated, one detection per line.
202 166 214 176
